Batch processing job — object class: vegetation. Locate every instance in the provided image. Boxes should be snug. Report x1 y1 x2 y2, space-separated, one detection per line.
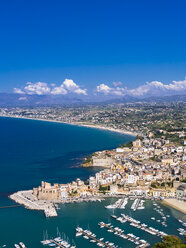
123 141 133 148
151 180 174 189
153 235 186 248
98 185 109 194
150 156 161 162
82 153 95 167
84 180 89 185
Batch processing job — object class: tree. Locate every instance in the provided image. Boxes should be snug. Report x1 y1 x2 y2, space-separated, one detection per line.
99 185 108 194
153 235 186 248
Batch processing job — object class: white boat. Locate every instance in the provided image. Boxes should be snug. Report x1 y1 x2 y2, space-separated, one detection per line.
76 232 82 237
19 242 26 248
83 236 89 239
14 245 20 248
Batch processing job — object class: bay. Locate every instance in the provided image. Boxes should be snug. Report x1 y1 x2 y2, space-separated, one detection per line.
0 117 185 248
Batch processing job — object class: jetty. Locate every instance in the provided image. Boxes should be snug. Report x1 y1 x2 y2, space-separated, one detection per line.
0 204 21 209
105 197 128 209
112 214 167 237
76 227 118 248
99 222 150 247
10 190 57 217
41 237 75 248
131 198 140 211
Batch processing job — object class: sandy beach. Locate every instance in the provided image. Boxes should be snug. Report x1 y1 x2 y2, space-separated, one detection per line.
0 115 137 136
70 122 137 136
162 198 186 214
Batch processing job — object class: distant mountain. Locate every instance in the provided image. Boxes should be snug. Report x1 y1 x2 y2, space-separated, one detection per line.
0 93 86 107
0 93 185 107
102 94 186 104
142 94 186 102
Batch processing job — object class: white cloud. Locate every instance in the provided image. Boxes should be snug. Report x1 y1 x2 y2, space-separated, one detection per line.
62 79 87 95
96 78 186 97
73 88 87 95
14 88 25 94
51 86 67 95
96 84 112 95
63 79 78 91
13 79 87 96
24 82 51 95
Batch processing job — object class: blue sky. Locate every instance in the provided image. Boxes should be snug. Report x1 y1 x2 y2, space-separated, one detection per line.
0 0 186 97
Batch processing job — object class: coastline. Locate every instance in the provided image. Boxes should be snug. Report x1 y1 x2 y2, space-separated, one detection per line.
0 115 137 137
162 198 186 214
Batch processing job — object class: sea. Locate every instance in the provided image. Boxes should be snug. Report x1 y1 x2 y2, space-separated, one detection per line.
0 117 185 248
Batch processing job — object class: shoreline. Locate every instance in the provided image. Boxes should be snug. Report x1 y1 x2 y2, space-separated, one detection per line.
162 198 186 214
0 115 137 137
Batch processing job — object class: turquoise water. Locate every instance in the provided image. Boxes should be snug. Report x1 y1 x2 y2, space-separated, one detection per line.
0 117 185 248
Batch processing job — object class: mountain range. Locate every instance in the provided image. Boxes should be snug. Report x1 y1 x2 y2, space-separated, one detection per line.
0 93 185 107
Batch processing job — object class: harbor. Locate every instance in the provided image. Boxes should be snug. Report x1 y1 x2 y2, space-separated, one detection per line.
98 221 150 247
105 197 128 209
9 190 105 217
76 227 118 248
111 214 168 237
131 199 145 211
41 237 76 248
1 197 186 248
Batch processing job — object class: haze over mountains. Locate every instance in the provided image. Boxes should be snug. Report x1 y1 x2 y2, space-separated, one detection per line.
0 92 185 107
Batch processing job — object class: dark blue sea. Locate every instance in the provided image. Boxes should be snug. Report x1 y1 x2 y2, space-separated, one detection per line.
0 117 185 248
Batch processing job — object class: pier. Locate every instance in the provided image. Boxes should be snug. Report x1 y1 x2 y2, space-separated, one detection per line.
50 239 75 248
112 214 167 237
10 190 57 217
41 237 75 248
0 204 21 209
105 197 128 209
99 222 150 247
76 227 118 248
131 198 140 211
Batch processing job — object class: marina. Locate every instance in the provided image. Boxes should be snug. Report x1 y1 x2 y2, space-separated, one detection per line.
41 237 75 248
98 221 150 247
130 198 145 211
152 201 168 227
105 197 128 209
111 214 168 237
76 227 118 248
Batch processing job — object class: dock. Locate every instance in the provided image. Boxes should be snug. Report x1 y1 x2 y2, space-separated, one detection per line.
10 190 57 217
131 198 140 211
41 237 75 248
112 214 167 237
99 222 150 247
50 239 75 248
76 227 118 248
0 204 21 209
105 197 128 209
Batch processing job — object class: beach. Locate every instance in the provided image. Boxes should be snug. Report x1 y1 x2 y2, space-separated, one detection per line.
162 198 186 214
72 122 137 136
0 115 137 136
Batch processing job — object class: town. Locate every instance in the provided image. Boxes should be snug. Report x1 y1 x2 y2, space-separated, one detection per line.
7 102 186 217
